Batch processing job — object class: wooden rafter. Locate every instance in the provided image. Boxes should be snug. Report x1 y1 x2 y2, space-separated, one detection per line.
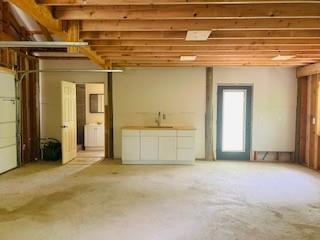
7 0 108 68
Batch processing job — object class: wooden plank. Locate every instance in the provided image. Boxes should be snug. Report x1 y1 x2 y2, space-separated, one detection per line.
297 62 320 78
81 19 320 31
37 22 54 41
93 46 320 52
37 0 320 6
97 52 320 57
205 67 215 161
67 20 80 53
80 30 320 40
55 4 320 20
88 39 320 47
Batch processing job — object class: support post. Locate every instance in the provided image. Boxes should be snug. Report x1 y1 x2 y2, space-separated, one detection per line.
205 67 215 161
106 72 114 159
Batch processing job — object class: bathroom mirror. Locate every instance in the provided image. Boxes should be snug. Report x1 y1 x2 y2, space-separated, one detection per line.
90 94 104 113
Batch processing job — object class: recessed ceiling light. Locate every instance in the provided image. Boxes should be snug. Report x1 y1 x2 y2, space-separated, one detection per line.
272 55 295 61
180 56 197 61
186 31 212 41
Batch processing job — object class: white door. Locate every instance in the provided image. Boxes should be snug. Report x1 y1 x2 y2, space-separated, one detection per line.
61 81 77 164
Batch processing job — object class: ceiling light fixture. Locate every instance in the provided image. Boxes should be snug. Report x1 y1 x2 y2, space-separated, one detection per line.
186 31 212 41
272 55 295 61
180 56 197 61
0 41 89 48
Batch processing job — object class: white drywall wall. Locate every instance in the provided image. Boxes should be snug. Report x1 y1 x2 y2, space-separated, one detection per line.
213 67 297 153
39 60 107 141
113 67 206 159
39 60 297 159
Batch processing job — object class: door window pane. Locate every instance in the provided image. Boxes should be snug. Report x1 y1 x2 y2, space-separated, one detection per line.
222 90 246 152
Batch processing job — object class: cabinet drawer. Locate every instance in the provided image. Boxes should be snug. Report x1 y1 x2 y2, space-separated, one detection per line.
122 130 140 137
141 130 176 137
177 130 195 137
177 137 194 149
177 149 195 161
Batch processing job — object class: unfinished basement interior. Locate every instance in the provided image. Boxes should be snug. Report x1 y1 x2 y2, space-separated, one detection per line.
0 0 320 239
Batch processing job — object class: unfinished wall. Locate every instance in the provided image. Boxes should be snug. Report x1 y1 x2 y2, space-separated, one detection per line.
85 83 104 124
39 59 107 141
213 67 297 154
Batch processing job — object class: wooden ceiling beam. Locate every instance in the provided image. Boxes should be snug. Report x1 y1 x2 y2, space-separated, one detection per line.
88 39 320 46
37 0 320 6
104 56 319 62
97 52 320 57
55 4 320 20
81 19 320 31
92 45 320 52
111 59 308 65
80 30 320 40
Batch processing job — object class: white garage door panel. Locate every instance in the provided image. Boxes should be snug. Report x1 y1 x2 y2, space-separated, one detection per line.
0 145 17 174
0 73 15 97
0 100 16 122
0 137 16 148
0 71 17 174
0 122 16 138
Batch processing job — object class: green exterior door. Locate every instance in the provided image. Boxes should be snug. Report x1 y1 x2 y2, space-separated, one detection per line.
216 86 252 160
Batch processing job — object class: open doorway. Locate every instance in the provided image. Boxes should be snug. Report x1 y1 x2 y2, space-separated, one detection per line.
75 83 105 162
216 86 252 160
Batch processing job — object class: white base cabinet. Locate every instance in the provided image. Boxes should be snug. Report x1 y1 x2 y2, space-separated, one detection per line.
84 124 104 150
122 128 195 164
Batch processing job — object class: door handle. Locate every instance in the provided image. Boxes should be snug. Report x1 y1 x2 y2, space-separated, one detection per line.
61 125 68 128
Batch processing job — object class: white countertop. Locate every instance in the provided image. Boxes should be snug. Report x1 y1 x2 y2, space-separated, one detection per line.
122 126 196 130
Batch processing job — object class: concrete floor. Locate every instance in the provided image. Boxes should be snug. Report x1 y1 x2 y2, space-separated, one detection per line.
0 160 319 240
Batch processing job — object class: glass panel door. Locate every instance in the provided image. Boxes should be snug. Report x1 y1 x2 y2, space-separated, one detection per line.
217 86 252 160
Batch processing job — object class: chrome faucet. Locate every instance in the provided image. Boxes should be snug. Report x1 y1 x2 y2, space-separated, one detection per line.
155 112 161 127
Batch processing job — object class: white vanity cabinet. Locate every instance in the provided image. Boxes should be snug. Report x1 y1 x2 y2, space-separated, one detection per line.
84 124 104 150
122 127 195 164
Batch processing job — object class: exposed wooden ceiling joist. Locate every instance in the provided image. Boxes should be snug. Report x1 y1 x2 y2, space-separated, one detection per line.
37 0 320 6
81 19 320 31
14 0 320 66
87 39 320 46
80 30 320 40
54 4 320 20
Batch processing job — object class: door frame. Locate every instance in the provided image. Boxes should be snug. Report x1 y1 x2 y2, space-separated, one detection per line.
216 85 253 160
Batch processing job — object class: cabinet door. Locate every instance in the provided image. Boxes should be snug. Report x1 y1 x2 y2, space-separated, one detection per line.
122 136 140 161
141 136 158 161
96 127 105 147
159 136 176 160
177 149 194 161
